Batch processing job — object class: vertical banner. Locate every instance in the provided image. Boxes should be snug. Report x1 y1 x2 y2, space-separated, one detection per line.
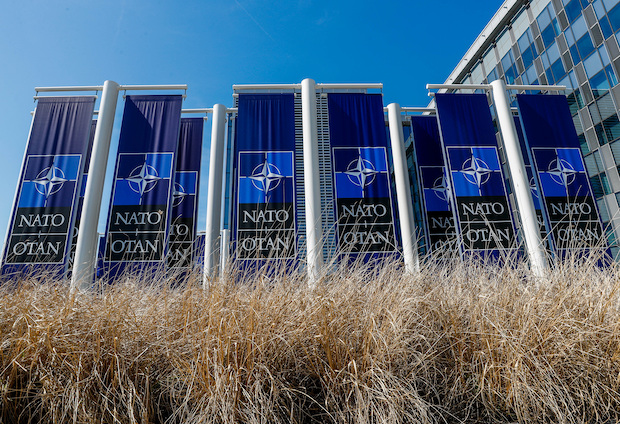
103 95 182 275
514 116 550 245
68 120 97 270
233 94 297 263
410 115 456 253
435 93 517 256
2 97 96 277
517 94 607 257
167 118 203 270
328 93 397 258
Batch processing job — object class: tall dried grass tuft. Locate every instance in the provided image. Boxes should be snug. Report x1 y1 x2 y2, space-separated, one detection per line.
1 256 620 423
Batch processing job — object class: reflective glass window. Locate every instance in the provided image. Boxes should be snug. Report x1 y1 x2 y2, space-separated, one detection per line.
592 70 611 97
594 0 606 17
537 5 552 29
601 16 614 38
584 51 604 77
541 22 558 47
604 0 620 11
565 0 583 22
571 16 588 39
551 59 566 81
525 63 539 84
576 33 596 58
606 64 618 85
471 62 484 84
609 3 620 31
579 133 590 154
512 9 530 39
570 44 581 64
487 67 499 83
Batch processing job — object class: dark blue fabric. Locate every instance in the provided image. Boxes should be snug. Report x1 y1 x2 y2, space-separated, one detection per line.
435 93 517 258
236 94 295 151
2 97 95 279
435 93 498 147
103 95 182 277
410 115 456 254
517 94 609 259
411 116 443 167
233 94 297 267
328 93 398 259
516 94 580 149
168 118 203 270
327 94 388 148
117 95 183 154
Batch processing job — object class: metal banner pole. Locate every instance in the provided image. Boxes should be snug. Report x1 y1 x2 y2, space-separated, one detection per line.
387 103 420 274
203 104 227 284
71 80 120 291
301 78 324 285
490 79 548 277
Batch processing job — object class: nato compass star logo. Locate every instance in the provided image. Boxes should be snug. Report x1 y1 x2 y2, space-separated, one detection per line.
530 175 539 199
172 182 188 206
431 175 451 202
547 156 577 188
19 154 81 208
249 160 285 193
460 156 492 188
345 156 378 188
33 165 68 198
124 162 161 196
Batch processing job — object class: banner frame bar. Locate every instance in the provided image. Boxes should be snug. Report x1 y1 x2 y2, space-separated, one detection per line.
426 83 566 92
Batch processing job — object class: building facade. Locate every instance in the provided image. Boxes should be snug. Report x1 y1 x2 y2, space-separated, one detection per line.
434 0 620 257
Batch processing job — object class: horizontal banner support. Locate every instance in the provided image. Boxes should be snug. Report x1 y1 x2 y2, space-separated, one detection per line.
35 84 188 93
427 83 566 92
233 82 383 90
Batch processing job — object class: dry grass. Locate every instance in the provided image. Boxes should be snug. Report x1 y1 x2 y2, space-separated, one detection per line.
1 256 620 423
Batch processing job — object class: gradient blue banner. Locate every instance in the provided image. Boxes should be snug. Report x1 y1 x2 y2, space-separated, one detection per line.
516 94 608 258
435 93 517 257
167 118 203 270
233 94 297 263
2 97 96 278
67 120 97 272
103 95 182 275
410 115 456 253
328 93 397 258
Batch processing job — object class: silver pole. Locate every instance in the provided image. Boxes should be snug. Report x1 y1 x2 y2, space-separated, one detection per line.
387 103 420 274
219 229 230 280
203 104 227 284
301 78 324 285
490 79 548 277
70 80 120 291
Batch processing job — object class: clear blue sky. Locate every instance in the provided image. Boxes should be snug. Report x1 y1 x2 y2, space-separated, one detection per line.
0 0 504 242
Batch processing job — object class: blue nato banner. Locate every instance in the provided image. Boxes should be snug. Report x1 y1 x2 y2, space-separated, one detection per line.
435 93 517 256
167 118 203 270
234 94 297 262
410 115 456 253
327 93 398 257
514 116 550 245
68 120 97 270
103 95 182 274
516 94 608 257
2 97 95 277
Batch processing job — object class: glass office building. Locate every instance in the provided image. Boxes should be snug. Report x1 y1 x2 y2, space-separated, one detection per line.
436 0 620 257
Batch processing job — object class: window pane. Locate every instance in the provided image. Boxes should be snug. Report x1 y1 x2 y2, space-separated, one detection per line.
576 34 596 59
565 0 583 22
584 51 604 77
609 3 620 31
